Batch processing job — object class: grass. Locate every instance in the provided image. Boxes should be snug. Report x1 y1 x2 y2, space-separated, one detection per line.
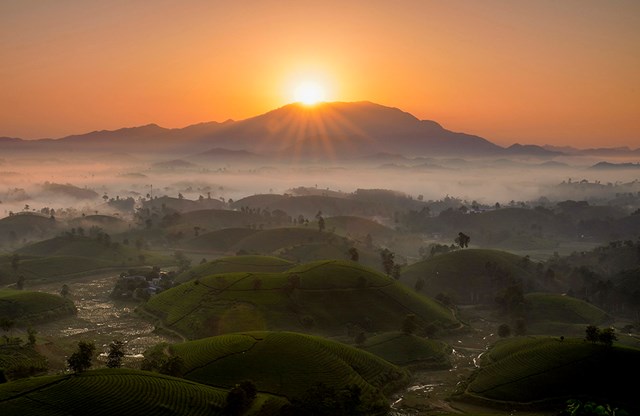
0 368 287 415
169 330 410 400
141 260 461 339
175 255 294 283
0 344 49 380
525 292 611 326
0 289 76 324
359 331 452 369
455 336 640 413
400 248 537 304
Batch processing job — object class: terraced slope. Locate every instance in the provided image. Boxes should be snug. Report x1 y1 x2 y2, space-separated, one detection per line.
169 331 409 400
175 255 295 283
182 228 259 252
0 289 76 324
0 368 287 416
524 292 611 336
324 215 395 240
359 331 452 369
453 336 640 412
0 344 49 380
141 260 460 339
400 249 537 304
0 255 114 285
229 227 349 254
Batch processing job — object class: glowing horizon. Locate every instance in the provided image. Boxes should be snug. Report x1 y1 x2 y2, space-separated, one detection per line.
0 1 638 148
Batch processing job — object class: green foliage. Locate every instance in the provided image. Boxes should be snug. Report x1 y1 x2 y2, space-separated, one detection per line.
559 399 629 416
0 289 76 325
67 341 96 373
142 260 459 339
168 331 409 402
106 340 125 368
282 382 387 416
459 336 640 411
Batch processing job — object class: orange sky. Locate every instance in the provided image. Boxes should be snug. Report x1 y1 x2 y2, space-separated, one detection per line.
1 0 638 148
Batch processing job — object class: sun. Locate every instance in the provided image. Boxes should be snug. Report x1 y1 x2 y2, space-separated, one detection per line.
294 81 326 105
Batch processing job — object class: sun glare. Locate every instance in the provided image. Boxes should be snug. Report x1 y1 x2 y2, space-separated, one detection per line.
294 81 325 105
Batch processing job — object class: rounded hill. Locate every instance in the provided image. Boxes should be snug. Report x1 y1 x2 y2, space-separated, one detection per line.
168 331 409 401
182 228 259 252
141 260 460 339
175 255 295 283
0 289 76 324
524 292 611 336
400 249 537 304
358 331 452 369
452 336 640 413
0 368 286 416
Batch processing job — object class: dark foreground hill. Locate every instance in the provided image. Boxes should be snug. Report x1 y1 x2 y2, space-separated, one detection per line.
166 331 409 403
451 336 640 413
0 368 287 416
140 260 461 339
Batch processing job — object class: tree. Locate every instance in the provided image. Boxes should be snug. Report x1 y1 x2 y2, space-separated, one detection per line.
498 323 511 338
598 327 617 347
317 216 325 232
106 340 125 368
225 380 257 415
414 278 425 292
60 284 71 298
380 248 395 276
27 326 37 346
16 275 25 290
348 247 359 262
585 325 600 343
454 232 470 248
67 341 96 373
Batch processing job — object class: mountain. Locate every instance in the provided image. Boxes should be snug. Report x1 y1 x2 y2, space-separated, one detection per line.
193 101 505 158
0 101 565 159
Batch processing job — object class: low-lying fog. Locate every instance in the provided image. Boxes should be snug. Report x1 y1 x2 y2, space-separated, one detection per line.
1 152 639 217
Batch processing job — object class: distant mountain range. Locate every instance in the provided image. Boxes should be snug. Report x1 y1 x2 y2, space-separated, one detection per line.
1 101 636 160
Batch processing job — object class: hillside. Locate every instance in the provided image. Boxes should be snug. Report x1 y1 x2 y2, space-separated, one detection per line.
452 336 640 413
141 260 461 339
0 289 76 325
400 249 538 304
168 331 409 401
358 331 452 369
0 214 59 247
524 292 611 336
175 255 295 283
182 228 259 253
0 368 287 415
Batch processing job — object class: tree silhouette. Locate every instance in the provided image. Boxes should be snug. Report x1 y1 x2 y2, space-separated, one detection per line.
455 232 470 248
380 249 395 276
106 340 125 368
67 341 96 373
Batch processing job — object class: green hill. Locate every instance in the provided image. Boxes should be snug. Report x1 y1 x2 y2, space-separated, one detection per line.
400 249 538 304
168 331 409 401
175 255 295 283
359 331 452 369
141 260 461 339
182 228 259 252
0 255 117 286
66 214 130 234
229 227 349 254
0 289 76 325
0 344 49 380
524 292 611 336
453 336 640 413
162 209 263 234
0 368 287 416
0 214 59 246
324 215 395 241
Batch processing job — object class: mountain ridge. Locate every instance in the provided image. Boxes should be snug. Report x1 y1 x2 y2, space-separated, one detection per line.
0 101 573 159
